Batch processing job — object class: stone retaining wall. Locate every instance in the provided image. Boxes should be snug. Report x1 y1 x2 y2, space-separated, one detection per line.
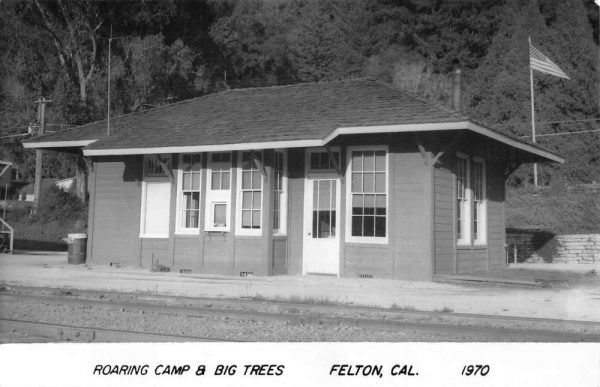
554 234 600 263
505 228 555 263
505 230 599 263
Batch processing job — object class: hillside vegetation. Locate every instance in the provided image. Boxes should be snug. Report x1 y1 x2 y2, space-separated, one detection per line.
1 0 598 234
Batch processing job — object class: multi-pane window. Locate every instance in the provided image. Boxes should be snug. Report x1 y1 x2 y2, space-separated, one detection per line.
348 149 387 240
313 179 337 238
205 152 231 231
472 159 486 244
179 153 202 230
310 151 339 171
456 154 486 245
144 155 170 177
456 155 469 243
211 152 231 190
240 151 263 231
273 151 286 233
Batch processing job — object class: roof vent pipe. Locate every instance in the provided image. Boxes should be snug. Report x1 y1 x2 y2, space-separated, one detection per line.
451 63 463 112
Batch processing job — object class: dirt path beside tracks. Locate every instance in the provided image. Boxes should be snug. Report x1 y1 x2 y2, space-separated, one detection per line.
1 252 599 323
1 287 598 343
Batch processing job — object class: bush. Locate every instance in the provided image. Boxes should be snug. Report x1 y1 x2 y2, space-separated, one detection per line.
37 185 86 223
506 186 600 234
2 186 87 250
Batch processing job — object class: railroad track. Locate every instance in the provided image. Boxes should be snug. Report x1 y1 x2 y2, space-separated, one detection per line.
1 285 599 342
3 283 600 328
0 318 238 342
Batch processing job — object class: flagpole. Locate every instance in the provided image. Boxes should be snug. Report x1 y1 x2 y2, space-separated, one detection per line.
529 36 538 187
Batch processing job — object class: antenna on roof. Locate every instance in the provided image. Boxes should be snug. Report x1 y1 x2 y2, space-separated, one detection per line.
107 24 113 136
102 24 124 136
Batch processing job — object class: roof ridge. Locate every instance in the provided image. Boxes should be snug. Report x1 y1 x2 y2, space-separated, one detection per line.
226 77 375 94
32 78 383 142
371 78 468 120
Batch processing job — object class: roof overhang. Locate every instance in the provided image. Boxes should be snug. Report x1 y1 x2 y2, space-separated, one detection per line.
23 121 563 164
328 121 564 163
23 140 97 149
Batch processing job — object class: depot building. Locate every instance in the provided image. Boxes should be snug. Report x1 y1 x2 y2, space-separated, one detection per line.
24 79 562 281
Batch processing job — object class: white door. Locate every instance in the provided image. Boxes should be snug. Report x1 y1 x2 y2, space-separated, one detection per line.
303 178 340 275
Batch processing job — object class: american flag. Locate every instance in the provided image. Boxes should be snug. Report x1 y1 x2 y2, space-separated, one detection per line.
529 41 570 80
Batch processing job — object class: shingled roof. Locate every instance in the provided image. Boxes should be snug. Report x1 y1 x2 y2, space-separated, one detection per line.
23 78 562 162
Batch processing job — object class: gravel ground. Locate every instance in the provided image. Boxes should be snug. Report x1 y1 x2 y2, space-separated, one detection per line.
2 252 599 322
1 290 598 343
0 296 492 342
0 298 437 342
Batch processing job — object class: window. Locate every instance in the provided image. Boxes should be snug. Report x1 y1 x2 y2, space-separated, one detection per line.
144 155 170 177
346 147 388 243
273 150 287 234
313 179 337 238
472 158 486 244
176 153 202 233
310 151 339 171
205 152 231 231
210 152 231 190
237 151 263 235
456 154 470 245
455 153 487 245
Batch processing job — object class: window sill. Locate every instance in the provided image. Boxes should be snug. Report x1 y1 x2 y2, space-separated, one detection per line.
234 235 262 240
345 238 388 245
175 230 200 236
457 244 488 250
139 234 169 239
235 229 262 237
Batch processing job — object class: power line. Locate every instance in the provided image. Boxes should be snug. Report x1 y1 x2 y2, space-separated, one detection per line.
521 128 600 138
0 133 30 140
497 117 600 126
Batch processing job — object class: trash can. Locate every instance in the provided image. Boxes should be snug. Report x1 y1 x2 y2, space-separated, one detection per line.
67 233 87 264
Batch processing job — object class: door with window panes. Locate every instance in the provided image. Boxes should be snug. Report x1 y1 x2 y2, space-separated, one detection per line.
303 150 341 275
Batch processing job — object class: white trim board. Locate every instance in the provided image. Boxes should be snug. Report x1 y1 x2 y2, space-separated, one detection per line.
26 121 563 164
23 140 97 148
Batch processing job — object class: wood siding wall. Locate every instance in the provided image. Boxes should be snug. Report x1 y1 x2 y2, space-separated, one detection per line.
87 135 507 280
487 161 506 269
88 156 143 266
433 153 507 275
88 153 288 275
342 141 432 281
287 148 305 275
433 164 455 274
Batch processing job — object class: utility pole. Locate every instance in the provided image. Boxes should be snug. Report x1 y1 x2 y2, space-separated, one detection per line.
596 1 600 111
529 37 538 187
33 97 51 215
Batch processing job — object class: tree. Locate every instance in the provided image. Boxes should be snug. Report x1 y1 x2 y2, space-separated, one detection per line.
209 0 295 86
117 34 195 111
466 0 600 184
21 0 104 103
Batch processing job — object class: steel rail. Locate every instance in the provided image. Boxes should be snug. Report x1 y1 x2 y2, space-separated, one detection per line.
1 291 598 342
2 283 599 328
0 318 240 342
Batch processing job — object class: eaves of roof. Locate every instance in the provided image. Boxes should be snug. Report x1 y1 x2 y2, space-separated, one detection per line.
22 78 563 164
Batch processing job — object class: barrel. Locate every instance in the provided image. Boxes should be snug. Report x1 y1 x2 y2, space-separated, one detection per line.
67 233 87 264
